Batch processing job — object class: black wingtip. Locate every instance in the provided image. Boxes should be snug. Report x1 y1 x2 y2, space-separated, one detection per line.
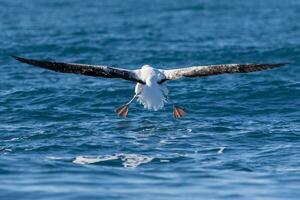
256 62 290 69
11 55 19 60
262 62 290 67
272 62 291 69
11 55 41 66
277 62 290 66
11 55 27 62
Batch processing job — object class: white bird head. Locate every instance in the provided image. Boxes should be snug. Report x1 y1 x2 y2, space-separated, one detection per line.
141 64 152 69
140 65 158 85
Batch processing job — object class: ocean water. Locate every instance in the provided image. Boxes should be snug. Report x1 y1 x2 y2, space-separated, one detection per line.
1 0 300 199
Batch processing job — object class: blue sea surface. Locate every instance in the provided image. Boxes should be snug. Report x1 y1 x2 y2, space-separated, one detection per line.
1 0 300 199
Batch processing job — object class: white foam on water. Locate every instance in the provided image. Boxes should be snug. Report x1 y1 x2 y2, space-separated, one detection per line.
3 148 12 152
107 87 116 92
159 139 169 144
8 137 19 141
187 128 192 133
120 154 153 168
72 153 153 168
73 155 118 164
47 156 66 160
218 147 225 154
2 137 19 142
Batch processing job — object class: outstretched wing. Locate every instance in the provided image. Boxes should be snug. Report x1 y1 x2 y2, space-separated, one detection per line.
160 63 288 83
12 56 144 84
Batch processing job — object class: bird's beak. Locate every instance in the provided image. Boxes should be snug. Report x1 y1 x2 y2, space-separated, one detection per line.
173 106 186 118
116 104 129 117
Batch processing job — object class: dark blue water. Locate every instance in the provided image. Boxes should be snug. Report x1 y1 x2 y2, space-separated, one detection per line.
1 0 300 199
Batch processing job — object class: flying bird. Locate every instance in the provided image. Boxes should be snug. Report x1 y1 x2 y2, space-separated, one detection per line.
12 56 287 118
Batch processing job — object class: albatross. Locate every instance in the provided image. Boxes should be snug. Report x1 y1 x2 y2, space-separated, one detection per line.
12 56 287 118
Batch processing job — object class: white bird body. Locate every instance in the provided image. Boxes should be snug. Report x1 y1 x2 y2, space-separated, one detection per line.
13 55 287 118
135 65 168 111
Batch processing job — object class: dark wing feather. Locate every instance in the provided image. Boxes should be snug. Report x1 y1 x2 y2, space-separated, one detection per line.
12 56 144 84
160 63 288 83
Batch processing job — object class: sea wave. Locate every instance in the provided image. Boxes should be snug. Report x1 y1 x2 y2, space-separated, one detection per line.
73 153 153 168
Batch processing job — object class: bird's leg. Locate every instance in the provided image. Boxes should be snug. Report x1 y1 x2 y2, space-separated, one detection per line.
115 94 138 117
165 96 186 119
